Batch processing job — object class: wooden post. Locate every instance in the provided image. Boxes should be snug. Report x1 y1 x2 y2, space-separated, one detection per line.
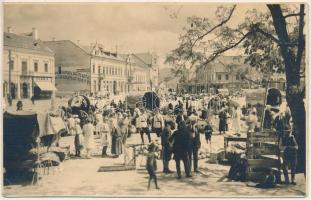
8 50 12 103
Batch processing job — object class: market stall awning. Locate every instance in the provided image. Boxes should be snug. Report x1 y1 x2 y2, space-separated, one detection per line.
35 80 57 91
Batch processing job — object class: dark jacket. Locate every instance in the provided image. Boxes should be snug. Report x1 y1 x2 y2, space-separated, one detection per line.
169 127 191 159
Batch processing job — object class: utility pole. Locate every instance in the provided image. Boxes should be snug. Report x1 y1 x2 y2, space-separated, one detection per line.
8 50 12 106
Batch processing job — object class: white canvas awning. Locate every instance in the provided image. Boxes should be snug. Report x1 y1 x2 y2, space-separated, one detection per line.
35 80 57 91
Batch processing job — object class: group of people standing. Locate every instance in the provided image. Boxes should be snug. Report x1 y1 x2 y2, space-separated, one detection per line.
63 100 131 159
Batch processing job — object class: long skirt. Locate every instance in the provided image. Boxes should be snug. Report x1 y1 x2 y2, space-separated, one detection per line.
111 132 123 155
219 119 227 132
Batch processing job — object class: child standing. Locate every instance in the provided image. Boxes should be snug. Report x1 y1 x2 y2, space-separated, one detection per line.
146 142 160 190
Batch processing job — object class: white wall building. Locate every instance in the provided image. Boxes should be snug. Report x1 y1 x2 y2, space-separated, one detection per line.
3 28 56 100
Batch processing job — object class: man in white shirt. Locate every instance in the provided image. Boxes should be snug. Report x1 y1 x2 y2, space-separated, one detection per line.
138 109 151 144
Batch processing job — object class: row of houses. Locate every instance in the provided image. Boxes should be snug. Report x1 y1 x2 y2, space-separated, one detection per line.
178 56 286 94
3 27 159 100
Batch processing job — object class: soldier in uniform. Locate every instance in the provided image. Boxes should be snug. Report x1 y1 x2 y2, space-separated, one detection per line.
138 109 151 144
153 108 164 137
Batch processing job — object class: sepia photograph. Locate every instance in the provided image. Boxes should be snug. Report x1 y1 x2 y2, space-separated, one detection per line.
1 1 308 197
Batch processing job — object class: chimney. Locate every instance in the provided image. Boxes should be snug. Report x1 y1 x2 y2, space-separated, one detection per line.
7 27 13 33
32 28 38 40
52 37 56 41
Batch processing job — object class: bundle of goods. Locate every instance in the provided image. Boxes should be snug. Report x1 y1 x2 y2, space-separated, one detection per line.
3 111 40 182
226 144 246 165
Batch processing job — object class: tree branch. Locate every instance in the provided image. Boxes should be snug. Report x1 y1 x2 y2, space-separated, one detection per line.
254 26 298 47
253 26 280 45
199 30 253 69
190 5 237 51
295 4 305 71
284 13 304 19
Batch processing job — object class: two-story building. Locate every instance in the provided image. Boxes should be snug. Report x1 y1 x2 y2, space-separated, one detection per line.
122 54 151 95
3 27 56 100
44 40 158 97
44 40 129 96
134 52 159 91
180 56 252 94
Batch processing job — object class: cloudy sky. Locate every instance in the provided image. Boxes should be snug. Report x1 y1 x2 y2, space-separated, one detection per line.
4 3 268 68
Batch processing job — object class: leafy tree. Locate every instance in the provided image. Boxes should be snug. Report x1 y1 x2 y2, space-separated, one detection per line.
166 4 306 173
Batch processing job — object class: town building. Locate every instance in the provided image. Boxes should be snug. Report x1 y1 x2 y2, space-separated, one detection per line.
44 40 127 96
122 54 150 95
133 52 159 91
3 27 56 100
44 40 158 97
179 56 256 94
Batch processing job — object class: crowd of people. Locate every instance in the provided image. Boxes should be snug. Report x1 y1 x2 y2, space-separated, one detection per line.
12 91 298 188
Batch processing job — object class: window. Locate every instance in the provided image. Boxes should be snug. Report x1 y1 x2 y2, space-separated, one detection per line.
22 61 27 74
236 74 240 80
58 66 62 74
218 74 221 81
93 80 97 92
44 63 48 73
9 59 14 70
98 66 101 74
34 62 38 72
103 67 105 75
93 65 95 74
226 74 229 80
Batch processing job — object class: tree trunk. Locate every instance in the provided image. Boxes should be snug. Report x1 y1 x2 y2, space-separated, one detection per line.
268 4 306 174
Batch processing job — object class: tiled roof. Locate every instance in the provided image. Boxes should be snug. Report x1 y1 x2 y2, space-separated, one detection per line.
4 32 54 54
119 53 150 69
80 44 125 62
134 53 153 65
131 54 150 69
210 56 247 73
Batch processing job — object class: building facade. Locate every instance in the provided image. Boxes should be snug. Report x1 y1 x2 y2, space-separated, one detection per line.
44 40 157 96
179 56 252 94
3 28 56 100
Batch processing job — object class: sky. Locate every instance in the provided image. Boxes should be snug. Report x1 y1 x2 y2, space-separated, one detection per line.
3 3 269 68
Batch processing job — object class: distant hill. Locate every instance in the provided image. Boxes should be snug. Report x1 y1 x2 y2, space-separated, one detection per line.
159 67 178 89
